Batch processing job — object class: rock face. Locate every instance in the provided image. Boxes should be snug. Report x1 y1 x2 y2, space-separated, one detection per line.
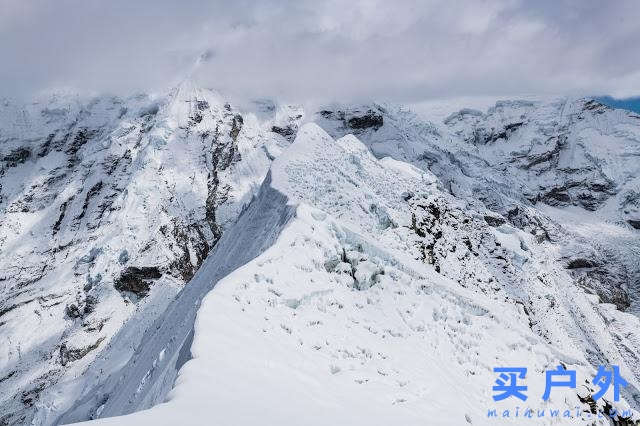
114 266 162 297
2 147 31 167
318 107 385 133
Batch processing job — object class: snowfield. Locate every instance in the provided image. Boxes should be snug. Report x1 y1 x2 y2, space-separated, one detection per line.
1 89 640 425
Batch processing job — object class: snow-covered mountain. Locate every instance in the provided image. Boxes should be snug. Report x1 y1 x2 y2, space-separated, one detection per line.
0 82 302 425
1 87 639 425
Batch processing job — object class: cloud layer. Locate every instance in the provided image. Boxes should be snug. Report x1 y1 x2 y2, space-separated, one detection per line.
1 0 639 102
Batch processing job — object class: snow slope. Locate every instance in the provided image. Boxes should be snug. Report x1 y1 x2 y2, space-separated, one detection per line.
56 171 295 424
80 123 640 425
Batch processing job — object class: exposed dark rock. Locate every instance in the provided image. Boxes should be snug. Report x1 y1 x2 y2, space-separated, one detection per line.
576 192 601 211
203 116 242 241
52 197 73 236
317 108 385 133
103 150 132 176
577 393 635 425
10 266 48 290
65 128 95 167
319 110 339 119
583 99 609 113
0 299 33 319
65 304 82 319
83 190 119 230
0 372 15 390
19 370 61 410
83 295 97 314
523 136 564 169
83 317 108 332
2 148 30 167
628 220 640 230
114 266 162 297
577 393 598 414
539 186 572 205
463 119 527 146
271 125 297 140
65 294 97 318
37 133 56 157
190 112 203 124
347 110 383 131
567 258 598 269
59 338 105 366
601 400 636 425
409 195 520 293
504 122 524 132
161 220 210 282
75 181 103 222
229 114 243 142
483 214 506 227
534 176 615 210
20 382 46 407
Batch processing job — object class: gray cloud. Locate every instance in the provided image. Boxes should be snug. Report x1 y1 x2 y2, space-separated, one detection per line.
1 0 639 102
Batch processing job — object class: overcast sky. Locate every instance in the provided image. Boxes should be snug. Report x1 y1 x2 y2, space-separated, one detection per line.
1 0 639 102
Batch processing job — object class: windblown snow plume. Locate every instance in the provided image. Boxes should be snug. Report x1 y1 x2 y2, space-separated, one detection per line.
1 91 640 425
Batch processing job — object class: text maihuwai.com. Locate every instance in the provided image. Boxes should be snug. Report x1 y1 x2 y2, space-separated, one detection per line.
487 365 633 420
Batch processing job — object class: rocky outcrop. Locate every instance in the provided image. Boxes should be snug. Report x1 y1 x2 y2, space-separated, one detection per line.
408 194 525 297
318 107 384 133
59 338 105 366
271 125 297 140
114 266 162 297
347 110 384 131
2 148 31 167
65 295 98 319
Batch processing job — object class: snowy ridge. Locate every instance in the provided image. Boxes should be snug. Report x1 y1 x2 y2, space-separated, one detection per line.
1 92 640 425
56 171 295 424
80 124 640 425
